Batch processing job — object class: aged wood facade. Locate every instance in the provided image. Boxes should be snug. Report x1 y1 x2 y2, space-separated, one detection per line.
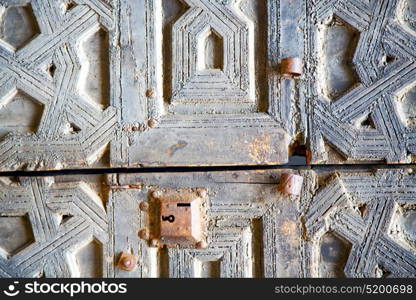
0 0 415 278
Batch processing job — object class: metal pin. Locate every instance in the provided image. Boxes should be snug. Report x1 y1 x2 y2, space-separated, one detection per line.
278 173 304 196
280 57 303 77
117 252 137 271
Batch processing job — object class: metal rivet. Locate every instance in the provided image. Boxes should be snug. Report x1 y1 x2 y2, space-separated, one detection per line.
138 228 150 240
148 119 158 128
123 259 131 267
280 57 303 77
139 201 149 212
117 252 137 271
150 239 160 248
146 89 155 99
152 190 161 199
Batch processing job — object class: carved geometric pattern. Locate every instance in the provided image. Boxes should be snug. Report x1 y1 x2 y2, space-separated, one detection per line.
167 202 273 278
0 177 108 278
111 0 290 167
306 0 416 163
0 0 117 170
304 170 416 278
1 171 414 278
171 0 254 103
113 172 301 278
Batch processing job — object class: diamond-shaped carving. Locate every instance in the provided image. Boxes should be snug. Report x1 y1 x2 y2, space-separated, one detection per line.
0 215 34 258
0 4 40 50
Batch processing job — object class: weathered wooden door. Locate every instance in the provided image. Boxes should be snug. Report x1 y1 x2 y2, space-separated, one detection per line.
1 170 416 278
0 0 294 170
0 0 416 278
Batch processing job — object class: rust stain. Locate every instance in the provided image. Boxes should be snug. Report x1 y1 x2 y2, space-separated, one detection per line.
248 133 271 163
107 184 142 190
280 220 297 237
167 140 188 157
280 220 300 249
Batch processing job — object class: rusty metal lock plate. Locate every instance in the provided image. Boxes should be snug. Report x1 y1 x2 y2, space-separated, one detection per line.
147 189 208 249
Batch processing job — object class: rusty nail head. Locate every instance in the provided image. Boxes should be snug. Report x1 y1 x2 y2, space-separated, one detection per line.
152 190 161 199
139 201 149 212
146 89 155 98
148 119 158 128
278 173 304 196
280 57 303 77
138 228 150 240
117 252 137 271
150 239 160 248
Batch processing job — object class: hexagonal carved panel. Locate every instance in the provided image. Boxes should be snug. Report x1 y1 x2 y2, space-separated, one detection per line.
319 232 352 278
0 215 34 259
0 90 44 139
0 4 40 50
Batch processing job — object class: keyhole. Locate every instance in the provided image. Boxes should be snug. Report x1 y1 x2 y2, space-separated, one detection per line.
162 215 175 223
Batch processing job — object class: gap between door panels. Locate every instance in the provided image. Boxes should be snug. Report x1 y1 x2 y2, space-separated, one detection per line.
1 162 416 177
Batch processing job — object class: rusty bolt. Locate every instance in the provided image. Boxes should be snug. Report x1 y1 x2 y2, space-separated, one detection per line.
146 89 155 99
117 252 137 271
196 241 208 249
138 228 150 240
139 201 149 212
148 119 158 128
197 189 207 198
280 57 303 77
150 238 160 248
151 190 162 199
278 173 304 196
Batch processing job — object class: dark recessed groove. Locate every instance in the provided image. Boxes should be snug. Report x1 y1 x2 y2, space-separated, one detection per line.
0 163 415 177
